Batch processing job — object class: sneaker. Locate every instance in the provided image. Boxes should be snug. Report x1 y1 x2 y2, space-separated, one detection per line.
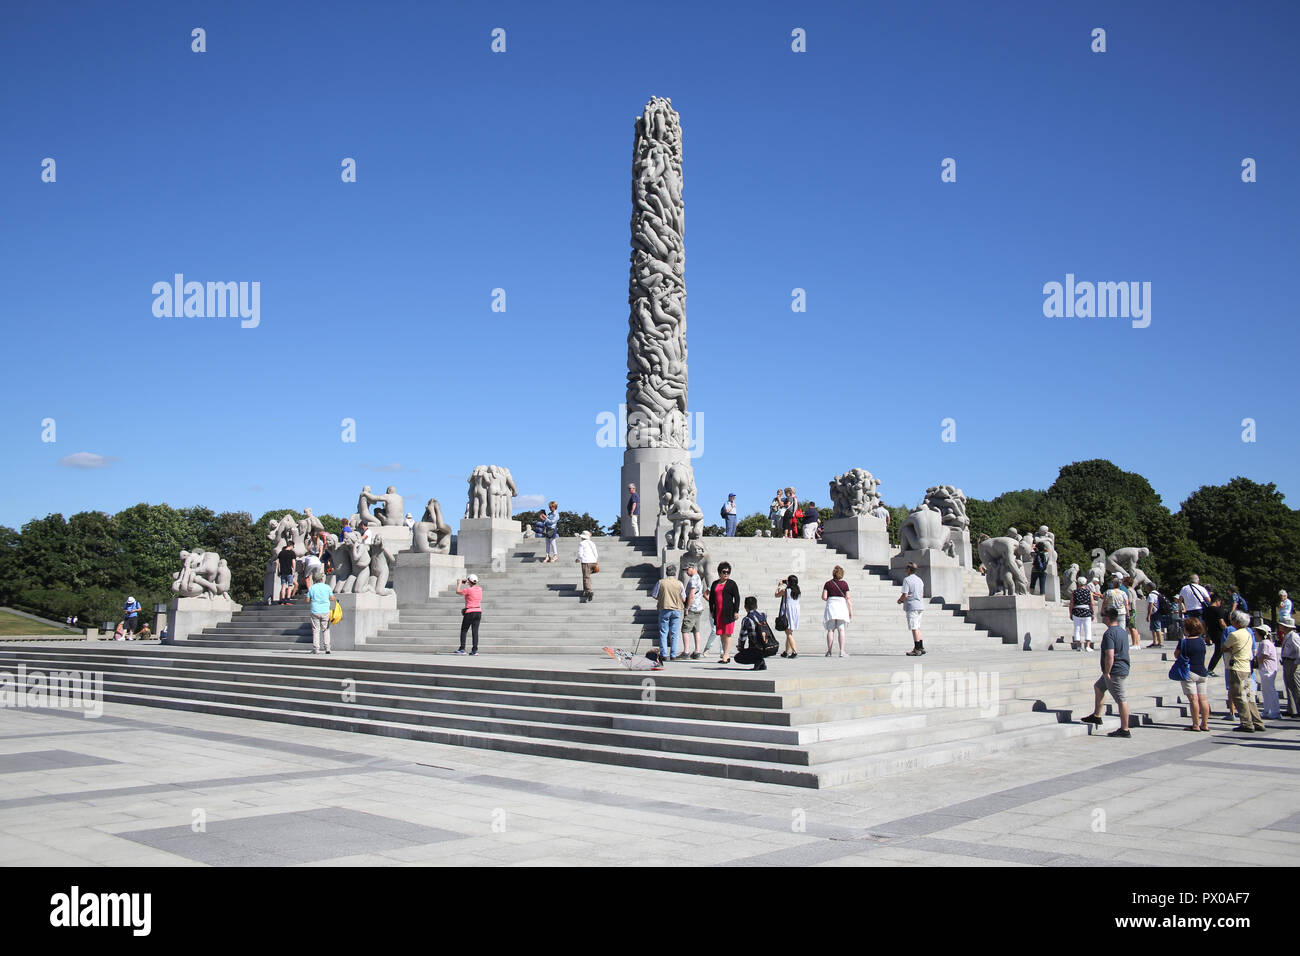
324 649 331 655
690 652 700 660
906 648 922 656
1107 728 1131 738
469 650 478 656
311 648 319 655
454 649 467 655
1079 714 1103 725
1232 726 1254 733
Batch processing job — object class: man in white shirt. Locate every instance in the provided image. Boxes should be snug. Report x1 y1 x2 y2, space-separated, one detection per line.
1179 574 1210 619
872 503 890 527
898 561 926 656
680 561 705 659
1281 618 1300 719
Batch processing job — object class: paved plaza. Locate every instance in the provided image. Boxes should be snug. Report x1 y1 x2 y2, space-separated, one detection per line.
2 692 1297 867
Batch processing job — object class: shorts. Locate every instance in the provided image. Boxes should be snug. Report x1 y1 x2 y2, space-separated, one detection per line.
1150 614 1168 632
1094 672 1127 704
1180 673 1208 698
905 609 923 630
681 609 702 633
279 573 295 588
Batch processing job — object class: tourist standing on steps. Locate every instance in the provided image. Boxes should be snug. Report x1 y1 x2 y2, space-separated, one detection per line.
1179 574 1210 620
769 490 784 534
307 569 334 655
1203 594 1229 677
723 493 738 537
1279 590 1293 621
775 575 800 658
1146 585 1167 647
651 564 686 661
626 483 640 537
1256 624 1281 720
708 562 740 663
1176 616 1210 731
1280 617 1300 718
543 501 560 562
822 566 852 658
1071 575 1096 651
681 561 705 659
900 562 926 656
576 531 598 603
1104 576 1129 633
1225 610 1266 732
1079 607 1132 738
123 596 141 636
277 544 297 605
456 574 482 655
801 502 819 539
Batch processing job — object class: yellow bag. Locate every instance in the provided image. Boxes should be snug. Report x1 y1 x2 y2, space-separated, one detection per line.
329 599 343 625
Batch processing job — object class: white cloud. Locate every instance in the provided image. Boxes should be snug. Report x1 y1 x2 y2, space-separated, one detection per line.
58 452 118 469
513 493 546 512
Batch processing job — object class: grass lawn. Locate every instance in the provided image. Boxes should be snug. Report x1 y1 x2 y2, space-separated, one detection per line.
0 610 76 636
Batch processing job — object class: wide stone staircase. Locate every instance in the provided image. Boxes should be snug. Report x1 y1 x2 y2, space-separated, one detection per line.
185 592 316 651
0 641 1180 789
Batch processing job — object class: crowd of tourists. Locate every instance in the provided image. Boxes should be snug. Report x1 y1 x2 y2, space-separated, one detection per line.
1082 573 1298 738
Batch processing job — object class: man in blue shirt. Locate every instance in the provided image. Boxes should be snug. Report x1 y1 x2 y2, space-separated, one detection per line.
723 494 738 537
1080 607 1132 738
123 596 141 635
307 570 335 654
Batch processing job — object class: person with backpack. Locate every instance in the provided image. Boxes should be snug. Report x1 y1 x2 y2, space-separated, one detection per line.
1146 586 1168 647
1178 574 1211 619
1029 544 1049 595
722 494 738 536
735 596 775 670
1070 575 1097 651
774 574 801 658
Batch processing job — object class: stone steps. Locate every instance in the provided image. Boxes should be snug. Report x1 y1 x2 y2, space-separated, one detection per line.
0 644 1178 789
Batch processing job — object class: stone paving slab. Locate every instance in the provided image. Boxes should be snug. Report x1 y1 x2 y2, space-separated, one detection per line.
0 699 1296 867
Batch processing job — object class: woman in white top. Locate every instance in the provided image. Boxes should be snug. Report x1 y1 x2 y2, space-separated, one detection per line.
576 531 599 603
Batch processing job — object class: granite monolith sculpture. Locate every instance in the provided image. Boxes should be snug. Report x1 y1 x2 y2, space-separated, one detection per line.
412 498 452 554
658 459 703 551
1106 546 1154 593
978 535 1030 596
621 97 691 537
829 468 882 518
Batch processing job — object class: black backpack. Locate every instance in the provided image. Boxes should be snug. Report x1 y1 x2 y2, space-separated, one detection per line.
720 504 728 519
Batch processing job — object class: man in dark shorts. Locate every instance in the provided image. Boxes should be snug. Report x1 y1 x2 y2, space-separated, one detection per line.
277 543 297 605
1080 607 1132 738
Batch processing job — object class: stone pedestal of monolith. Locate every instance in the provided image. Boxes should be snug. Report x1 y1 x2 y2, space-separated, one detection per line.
967 595 1052 648
393 552 466 605
623 448 686 539
821 514 891 567
890 549 965 604
333 592 399 651
457 517 521 566
164 595 242 643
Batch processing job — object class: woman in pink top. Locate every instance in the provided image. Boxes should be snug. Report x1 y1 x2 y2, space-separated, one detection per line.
456 573 483 655
1256 626 1281 719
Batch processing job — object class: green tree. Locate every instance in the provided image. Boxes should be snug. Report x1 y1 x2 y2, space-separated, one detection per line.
557 511 603 536
735 512 769 537
1181 478 1300 613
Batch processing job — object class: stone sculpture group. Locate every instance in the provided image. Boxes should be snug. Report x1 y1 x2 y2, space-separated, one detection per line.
171 548 232 602
658 460 703 550
828 468 882 518
464 465 518 520
354 486 404 528
625 96 689 451
327 531 396 596
413 498 452 554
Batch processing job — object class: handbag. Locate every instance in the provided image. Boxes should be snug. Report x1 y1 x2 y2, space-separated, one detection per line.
328 599 343 625
774 594 789 632
592 563 600 574
1168 637 1190 681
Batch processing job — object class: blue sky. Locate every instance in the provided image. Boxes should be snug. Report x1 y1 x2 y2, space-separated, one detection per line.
2 0 1297 529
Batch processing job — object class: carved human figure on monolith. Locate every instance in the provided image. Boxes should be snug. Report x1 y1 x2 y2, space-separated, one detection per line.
412 499 452 554
361 486 404 527
679 531 712 589
488 466 519 519
171 549 231 601
465 466 490 519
